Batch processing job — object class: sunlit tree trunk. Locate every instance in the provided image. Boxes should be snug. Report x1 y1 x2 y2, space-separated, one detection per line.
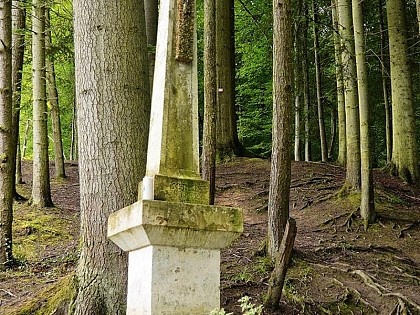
11 0 25 198
268 0 293 259
332 0 346 166
31 0 53 207
45 7 65 179
73 0 151 313
312 0 327 162
0 0 13 270
386 0 418 184
337 0 361 189
352 0 375 226
379 0 392 164
202 0 217 204
294 16 302 162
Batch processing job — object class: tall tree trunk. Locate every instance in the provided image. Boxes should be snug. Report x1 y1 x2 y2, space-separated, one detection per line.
31 0 53 207
337 0 361 190
379 0 392 164
312 0 327 162
144 0 158 92
216 0 243 159
352 0 375 226
11 0 25 199
386 0 418 184
45 7 65 179
416 0 420 35
331 0 346 166
302 1 311 162
268 0 293 259
294 16 302 162
70 101 76 160
328 107 336 160
73 0 151 313
202 0 217 204
0 0 13 270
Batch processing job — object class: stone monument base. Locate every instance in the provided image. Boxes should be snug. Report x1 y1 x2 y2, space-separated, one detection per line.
127 246 220 315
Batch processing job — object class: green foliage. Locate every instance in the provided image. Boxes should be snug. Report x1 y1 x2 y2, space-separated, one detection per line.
210 296 263 315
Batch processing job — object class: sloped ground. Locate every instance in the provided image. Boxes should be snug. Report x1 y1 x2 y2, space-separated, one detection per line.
1 158 419 314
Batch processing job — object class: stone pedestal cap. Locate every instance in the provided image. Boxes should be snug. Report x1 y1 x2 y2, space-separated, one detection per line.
108 200 243 252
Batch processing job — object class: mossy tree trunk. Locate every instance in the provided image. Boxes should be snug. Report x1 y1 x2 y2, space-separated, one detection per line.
386 0 419 184
11 0 26 198
312 0 327 162
337 0 361 190
202 0 217 204
31 0 53 207
73 0 151 313
268 0 293 259
352 0 375 226
45 7 66 179
0 0 13 270
331 0 346 167
215 0 243 159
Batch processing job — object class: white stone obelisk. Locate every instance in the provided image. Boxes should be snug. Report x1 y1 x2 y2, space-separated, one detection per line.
107 0 243 314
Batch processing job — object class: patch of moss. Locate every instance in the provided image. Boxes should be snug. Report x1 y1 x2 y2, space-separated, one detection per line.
8 274 77 315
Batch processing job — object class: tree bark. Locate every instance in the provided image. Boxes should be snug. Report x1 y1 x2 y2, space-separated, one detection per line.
31 0 53 207
294 13 302 162
268 0 293 259
312 1 328 162
45 7 66 179
352 0 375 226
337 0 361 190
10 0 25 199
215 0 243 159
386 0 418 184
265 218 297 309
302 2 311 162
0 0 13 270
379 0 392 164
73 0 151 313
202 0 217 204
144 0 158 92
331 0 346 166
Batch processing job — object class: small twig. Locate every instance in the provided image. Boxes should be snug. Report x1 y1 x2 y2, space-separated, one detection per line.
0 289 17 298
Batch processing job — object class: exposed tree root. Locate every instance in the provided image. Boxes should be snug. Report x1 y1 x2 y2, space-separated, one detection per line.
352 269 420 312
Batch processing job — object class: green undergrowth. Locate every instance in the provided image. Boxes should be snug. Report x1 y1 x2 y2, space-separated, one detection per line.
13 202 74 263
7 274 77 315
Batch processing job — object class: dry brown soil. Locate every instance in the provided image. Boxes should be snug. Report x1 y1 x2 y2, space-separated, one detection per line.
1 158 419 314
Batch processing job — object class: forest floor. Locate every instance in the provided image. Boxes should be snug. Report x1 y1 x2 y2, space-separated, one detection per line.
0 158 419 314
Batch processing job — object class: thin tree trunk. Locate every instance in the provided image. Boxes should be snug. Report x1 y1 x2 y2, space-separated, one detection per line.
268 0 293 259
302 2 311 162
337 0 361 190
312 1 327 162
16 135 23 184
73 0 151 313
294 17 302 162
22 119 30 158
45 7 65 179
144 0 158 92
11 0 25 199
202 0 217 205
31 0 53 207
387 0 418 184
70 101 76 161
332 0 346 166
352 0 375 226
328 107 336 160
379 0 392 164
0 0 13 270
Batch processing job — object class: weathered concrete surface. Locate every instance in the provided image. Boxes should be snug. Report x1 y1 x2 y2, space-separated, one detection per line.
108 199 243 252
